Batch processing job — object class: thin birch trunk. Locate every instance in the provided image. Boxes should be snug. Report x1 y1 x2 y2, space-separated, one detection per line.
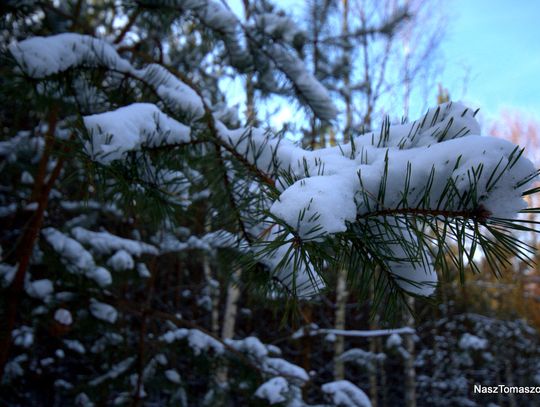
333 268 349 380
404 296 416 407
216 267 242 386
369 281 379 407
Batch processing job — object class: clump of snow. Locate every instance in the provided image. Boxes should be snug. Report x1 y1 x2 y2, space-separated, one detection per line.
160 328 224 356
89 299 118 324
12 326 34 348
74 392 94 407
376 219 437 296
54 308 73 326
264 357 309 383
42 227 95 270
140 64 204 119
10 34 204 119
164 369 182 384
155 229 249 255
83 103 191 164
254 225 324 298
90 332 124 353
0 204 17 218
3 355 27 381
339 348 386 371
266 43 337 120
0 263 17 287
386 333 402 348
42 227 120 287
71 227 158 256
225 336 269 360
137 263 151 278
9 33 131 78
107 250 134 271
20 171 34 184
459 333 488 350
173 0 252 70
63 339 86 354
40 357 54 367
85 267 112 287
255 377 289 404
25 279 54 300
322 380 372 407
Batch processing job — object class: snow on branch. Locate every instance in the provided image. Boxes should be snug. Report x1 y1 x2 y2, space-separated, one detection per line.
292 326 415 339
217 102 536 237
10 32 536 299
137 0 252 69
218 102 537 296
264 43 338 121
82 103 191 164
9 33 204 119
71 226 158 256
322 380 372 407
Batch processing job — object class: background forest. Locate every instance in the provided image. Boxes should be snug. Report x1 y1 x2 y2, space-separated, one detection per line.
1 1 540 406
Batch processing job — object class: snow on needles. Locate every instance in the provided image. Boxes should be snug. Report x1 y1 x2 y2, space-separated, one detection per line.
11 33 537 298
83 103 190 164
9 33 204 119
255 377 289 404
218 102 536 296
322 380 372 407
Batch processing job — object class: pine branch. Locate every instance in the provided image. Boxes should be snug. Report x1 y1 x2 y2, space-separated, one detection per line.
358 205 492 223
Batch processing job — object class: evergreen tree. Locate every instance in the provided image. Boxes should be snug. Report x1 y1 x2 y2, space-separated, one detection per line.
0 1 538 405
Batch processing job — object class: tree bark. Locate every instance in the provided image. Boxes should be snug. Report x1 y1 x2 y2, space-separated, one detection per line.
403 296 417 407
333 268 349 380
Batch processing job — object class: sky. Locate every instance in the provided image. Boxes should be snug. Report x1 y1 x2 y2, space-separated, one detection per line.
225 0 540 129
440 0 540 121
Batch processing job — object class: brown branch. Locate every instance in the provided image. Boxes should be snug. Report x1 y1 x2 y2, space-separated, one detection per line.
0 132 71 378
31 107 58 201
114 48 277 190
114 8 141 45
216 138 276 188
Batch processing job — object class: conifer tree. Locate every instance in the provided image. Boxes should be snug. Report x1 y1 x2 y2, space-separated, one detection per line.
0 1 538 405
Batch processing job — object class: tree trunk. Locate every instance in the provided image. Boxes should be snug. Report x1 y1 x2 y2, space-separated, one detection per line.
404 297 417 407
333 268 349 380
216 267 242 387
221 268 241 341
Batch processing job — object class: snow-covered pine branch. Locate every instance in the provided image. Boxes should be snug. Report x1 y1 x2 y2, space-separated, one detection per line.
9 29 538 298
215 102 538 296
2 2 540 406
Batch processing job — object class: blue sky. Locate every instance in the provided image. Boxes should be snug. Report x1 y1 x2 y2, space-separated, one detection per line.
225 0 540 127
441 0 540 120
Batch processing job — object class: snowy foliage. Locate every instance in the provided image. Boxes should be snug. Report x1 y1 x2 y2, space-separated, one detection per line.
0 1 538 406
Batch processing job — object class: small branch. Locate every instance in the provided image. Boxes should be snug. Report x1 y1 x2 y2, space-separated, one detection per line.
358 205 491 223
216 138 276 188
31 107 58 201
121 49 277 189
293 326 415 339
141 138 208 152
114 8 141 44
